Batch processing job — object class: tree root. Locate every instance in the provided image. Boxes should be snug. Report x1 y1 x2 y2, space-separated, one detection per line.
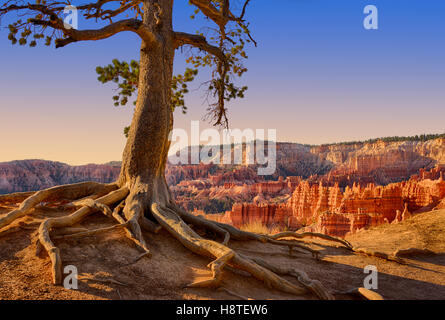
0 191 35 205
187 251 235 288
269 231 353 250
172 205 231 245
337 287 384 300
357 287 384 300
217 287 252 300
60 186 121 210
172 205 322 259
52 223 129 240
140 217 162 234
251 229 406 265
121 195 152 261
266 238 321 259
0 182 118 231
152 203 328 299
353 247 405 264
78 275 129 287
107 198 153 261
51 227 89 237
249 257 334 300
1 183 370 300
38 187 129 284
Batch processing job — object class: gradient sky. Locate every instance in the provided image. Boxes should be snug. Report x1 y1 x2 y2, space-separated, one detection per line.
1 0 444 164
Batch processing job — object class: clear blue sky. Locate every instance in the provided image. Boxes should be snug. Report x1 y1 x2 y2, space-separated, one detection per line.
1 0 444 164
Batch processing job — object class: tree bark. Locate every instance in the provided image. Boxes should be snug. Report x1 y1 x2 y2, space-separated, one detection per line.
118 0 174 215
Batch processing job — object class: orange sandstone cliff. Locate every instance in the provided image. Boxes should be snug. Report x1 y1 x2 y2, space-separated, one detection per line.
206 167 445 237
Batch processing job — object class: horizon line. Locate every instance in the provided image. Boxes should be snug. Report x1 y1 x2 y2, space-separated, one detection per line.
2 132 443 166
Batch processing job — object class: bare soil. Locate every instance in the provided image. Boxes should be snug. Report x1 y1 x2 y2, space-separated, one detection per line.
0 205 444 300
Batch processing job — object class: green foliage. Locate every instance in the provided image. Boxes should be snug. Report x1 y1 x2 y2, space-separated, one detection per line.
186 197 234 214
96 60 199 137
96 59 140 108
186 24 251 126
171 68 199 114
320 133 445 147
203 197 234 214
6 16 54 48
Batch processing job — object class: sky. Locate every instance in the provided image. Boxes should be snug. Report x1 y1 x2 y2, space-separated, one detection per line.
0 0 444 165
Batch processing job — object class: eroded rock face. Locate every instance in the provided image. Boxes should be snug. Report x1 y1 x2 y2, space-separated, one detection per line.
311 139 445 186
1 139 444 238
218 168 445 237
3 139 444 194
0 160 120 194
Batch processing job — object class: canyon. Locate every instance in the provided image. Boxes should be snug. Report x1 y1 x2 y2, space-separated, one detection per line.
1 137 444 237
203 167 445 237
0 160 120 194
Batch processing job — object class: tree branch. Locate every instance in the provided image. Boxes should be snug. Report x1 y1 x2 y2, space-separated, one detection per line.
189 0 228 27
1 2 157 47
174 31 230 126
173 31 226 63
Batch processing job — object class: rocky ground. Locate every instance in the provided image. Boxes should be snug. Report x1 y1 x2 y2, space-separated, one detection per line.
0 205 444 300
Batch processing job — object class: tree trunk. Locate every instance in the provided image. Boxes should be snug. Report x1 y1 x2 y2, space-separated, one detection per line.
118 0 174 216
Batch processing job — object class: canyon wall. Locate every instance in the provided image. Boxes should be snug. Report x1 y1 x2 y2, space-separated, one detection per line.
2 138 444 194
217 167 445 237
311 138 445 186
0 160 120 194
1 138 444 238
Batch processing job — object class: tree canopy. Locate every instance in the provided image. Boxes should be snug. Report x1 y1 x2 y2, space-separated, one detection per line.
1 0 255 127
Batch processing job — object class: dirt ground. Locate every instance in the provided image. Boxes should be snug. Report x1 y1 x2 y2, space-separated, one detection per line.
0 205 444 300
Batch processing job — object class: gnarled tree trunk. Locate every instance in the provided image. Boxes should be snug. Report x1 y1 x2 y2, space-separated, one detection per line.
118 0 174 218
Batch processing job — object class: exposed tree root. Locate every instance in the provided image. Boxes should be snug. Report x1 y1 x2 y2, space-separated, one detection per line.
357 287 384 300
265 238 320 259
217 287 252 300
258 229 406 266
0 182 118 231
152 203 326 298
250 257 335 300
38 187 129 284
337 287 384 300
51 227 89 237
0 182 354 300
353 247 405 264
187 251 235 288
269 231 353 250
78 275 130 287
172 206 323 258
140 217 162 234
0 191 35 205
61 186 121 210
121 194 152 261
172 205 231 245
106 197 154 261
77 199 114 218
52 223 129 240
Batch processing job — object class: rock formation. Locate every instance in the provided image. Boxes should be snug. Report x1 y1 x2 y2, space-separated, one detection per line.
0 160 120 194
217 168 445 237
1 138 444 238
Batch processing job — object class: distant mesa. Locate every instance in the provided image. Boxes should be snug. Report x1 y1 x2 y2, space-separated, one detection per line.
1 136 444 238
